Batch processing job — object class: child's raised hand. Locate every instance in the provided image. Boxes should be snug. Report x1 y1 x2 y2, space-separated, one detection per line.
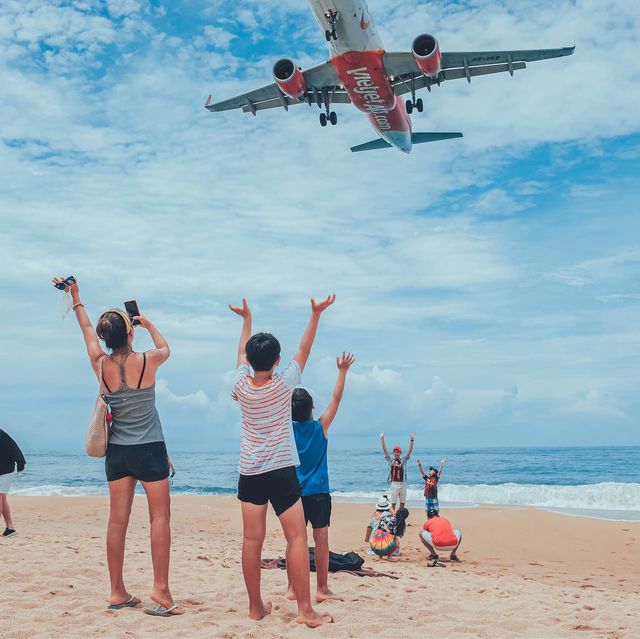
336 351 355 371
311 293 336 315
416 458 422 465
229 298 251 319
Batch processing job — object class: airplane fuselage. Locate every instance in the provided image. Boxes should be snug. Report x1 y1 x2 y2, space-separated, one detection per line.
308 0 413 153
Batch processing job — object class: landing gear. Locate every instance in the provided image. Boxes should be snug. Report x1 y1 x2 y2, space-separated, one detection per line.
319 111 337 126
318 86 337 126
405 76 424 113
406 97 423 113
324 10 339 40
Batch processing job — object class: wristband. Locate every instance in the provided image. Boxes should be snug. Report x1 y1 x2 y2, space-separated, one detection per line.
73 303 85 311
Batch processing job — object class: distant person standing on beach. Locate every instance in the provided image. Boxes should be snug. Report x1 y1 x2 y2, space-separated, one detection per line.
417 458 445 512
288 351 355 604
0 428 26 538
52 276 183 617
380 432 415 511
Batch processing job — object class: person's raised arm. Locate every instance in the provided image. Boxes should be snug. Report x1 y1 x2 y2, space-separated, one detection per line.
417 458 427 481
52 276 104 370
438 458 446 478
293 294 335 372
229 298 252 368
406 432 415 460
134 315 170 366
380 432 390 460
319 352 355 436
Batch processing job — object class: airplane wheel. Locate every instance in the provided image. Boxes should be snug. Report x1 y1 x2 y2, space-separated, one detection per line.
416 98 424 112
405 99 413 114
320 112 328 127
329 111 337 125
331 28 337 40
325 29 332 41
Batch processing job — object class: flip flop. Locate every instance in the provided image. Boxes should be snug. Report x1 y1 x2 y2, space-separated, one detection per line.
107 595 140 610
144 604 179 617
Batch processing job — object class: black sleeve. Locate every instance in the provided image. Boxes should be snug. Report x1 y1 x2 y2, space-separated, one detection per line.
7 434 26 472
422 474 428 481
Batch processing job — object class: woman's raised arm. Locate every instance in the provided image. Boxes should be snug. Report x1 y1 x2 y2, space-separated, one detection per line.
52 277 104 371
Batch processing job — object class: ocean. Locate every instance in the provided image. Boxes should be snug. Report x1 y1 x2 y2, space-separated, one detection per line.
10 446 640 521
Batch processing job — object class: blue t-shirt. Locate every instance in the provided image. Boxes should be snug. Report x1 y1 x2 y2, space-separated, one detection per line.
293 419 329 496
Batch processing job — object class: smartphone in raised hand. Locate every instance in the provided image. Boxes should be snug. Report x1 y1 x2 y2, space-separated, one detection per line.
124 300 141 326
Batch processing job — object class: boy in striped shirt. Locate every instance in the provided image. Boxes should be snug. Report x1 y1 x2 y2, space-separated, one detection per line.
229 295 335 628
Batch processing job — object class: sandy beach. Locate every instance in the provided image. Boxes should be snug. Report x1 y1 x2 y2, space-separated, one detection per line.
2 496 638 639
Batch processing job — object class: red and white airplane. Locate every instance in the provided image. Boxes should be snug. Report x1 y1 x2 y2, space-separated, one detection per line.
205 0 574 153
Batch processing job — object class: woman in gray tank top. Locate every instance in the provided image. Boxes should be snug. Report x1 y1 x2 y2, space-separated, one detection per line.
53 276 183 617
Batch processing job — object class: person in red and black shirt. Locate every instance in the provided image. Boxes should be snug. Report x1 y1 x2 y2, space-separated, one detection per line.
417 458 445 512
380 432 414 511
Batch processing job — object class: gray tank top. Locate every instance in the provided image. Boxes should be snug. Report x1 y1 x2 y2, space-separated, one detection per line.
103 353 165 446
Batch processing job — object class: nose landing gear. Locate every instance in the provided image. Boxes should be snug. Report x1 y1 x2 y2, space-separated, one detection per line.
324 10 339 41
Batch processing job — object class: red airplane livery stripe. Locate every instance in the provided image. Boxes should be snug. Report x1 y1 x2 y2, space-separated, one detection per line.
331 50 411 136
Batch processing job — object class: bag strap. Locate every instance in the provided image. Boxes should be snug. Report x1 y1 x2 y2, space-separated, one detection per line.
137 352 147 389
97 354 108 394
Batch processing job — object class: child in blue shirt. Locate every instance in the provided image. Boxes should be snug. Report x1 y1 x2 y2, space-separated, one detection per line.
287 352 355 603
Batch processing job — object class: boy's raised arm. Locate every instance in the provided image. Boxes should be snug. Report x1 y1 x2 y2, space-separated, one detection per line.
293 294 335 372
319 352 355 435
438 458 446 477
229 298 252 368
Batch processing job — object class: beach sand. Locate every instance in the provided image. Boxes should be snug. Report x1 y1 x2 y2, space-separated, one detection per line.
2 496 638 638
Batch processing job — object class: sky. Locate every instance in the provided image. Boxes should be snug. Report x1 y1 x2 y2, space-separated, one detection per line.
1 0 639 453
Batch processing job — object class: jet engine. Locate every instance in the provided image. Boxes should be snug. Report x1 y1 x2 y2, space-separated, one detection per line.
411 34 441 78
273 58 306 98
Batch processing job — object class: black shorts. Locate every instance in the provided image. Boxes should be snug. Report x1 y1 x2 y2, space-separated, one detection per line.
237 466 301 517
302 493 332 529
105 442 170 483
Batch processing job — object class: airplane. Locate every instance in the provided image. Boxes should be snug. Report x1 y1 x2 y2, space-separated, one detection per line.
205 0 574 154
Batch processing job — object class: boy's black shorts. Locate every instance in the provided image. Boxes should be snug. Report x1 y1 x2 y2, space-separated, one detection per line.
237 465 301 517
302 493 332 529
105 441 169 483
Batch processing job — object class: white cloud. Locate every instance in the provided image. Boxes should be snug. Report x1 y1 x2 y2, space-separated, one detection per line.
156 378 211 407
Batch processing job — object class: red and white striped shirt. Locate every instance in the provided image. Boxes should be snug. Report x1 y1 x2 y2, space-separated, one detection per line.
232 361 302 476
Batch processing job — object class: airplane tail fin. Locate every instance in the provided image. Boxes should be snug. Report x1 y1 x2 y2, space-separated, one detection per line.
350 131 463 153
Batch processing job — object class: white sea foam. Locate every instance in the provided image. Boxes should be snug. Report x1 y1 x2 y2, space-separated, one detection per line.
12 485 107 497
333 482 640 511
13 481 640 513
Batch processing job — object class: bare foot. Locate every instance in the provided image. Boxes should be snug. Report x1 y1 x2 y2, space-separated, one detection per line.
316 588 343 603
249 600 272 620
297 609 333 628
150 590 185 615
286 588 297 601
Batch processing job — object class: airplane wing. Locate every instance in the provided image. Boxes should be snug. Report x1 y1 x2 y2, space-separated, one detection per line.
384 46 574 95
205 60 350 115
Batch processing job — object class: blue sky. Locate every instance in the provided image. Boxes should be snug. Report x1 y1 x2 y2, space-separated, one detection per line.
1 0 639 453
